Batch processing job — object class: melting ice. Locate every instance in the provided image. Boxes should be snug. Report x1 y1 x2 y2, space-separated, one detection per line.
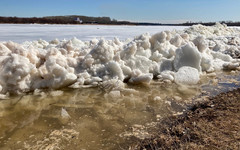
0 23 240 95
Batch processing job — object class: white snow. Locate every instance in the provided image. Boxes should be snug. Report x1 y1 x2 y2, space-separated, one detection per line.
0 23 240 95
0 24 187 43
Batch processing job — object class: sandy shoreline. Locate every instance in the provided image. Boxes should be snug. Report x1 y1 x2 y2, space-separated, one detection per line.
131 88 240 149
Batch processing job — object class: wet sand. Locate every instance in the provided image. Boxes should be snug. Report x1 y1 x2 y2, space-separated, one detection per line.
132 88 240 150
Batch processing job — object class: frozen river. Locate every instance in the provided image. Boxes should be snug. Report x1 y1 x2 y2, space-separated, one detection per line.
0 24 187 43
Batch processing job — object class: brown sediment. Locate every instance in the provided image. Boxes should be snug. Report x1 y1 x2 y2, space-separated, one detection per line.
131 88 240 150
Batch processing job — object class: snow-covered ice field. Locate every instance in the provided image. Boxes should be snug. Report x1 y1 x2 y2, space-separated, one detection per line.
0 24 187 43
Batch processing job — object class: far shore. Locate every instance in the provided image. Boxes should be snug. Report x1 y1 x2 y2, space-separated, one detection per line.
0 23 190 26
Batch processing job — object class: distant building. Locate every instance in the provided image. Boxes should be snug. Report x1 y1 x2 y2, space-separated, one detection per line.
75 17 83 23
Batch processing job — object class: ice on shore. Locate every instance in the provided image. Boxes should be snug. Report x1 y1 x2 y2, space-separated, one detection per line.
0 23 240 95
175 66 200 85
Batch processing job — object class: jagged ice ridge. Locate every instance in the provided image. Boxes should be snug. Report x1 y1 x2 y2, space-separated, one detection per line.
0 23 240 96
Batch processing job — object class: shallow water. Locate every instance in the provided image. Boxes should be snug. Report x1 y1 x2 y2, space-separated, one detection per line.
0 72 239 150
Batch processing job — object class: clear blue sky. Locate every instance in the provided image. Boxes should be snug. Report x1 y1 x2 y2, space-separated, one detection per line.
0 0 240 23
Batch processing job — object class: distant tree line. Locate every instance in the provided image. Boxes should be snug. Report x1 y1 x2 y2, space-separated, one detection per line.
0 15 135 25
0 16 240 26
0 16 78 24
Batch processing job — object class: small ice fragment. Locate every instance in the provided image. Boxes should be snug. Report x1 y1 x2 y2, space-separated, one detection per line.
158 71 174 81
61 108 70 118
173 112 183 116
129 74 153 84
50 90 63 97
153 96 161 101
108 90 121 98
0 94 7 99
165 101 171 105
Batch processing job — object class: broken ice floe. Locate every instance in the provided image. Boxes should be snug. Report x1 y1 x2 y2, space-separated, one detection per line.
0 23 240 95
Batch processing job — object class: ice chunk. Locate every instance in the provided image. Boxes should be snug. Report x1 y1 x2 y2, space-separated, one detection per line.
108 90 121 98
223 62 239 70
134 33 151 50
152 41 176 58
174 43 202 71
174 66 200 85
150 51 162 62
0 43 11 56
170 34 183 47
61 108 70 119
0 54 35 93
129 73 153 84
124 55 153 74
90 39 114 64
35 59 77 89
201 53 213 72
193 36 208 52
211 51 232 62
99 79 125 92
157 71 175 81
33 89 46 96
150 31 168 45
135 47 152 58
121 65 132 77
159 58 174 72
106 61 124 81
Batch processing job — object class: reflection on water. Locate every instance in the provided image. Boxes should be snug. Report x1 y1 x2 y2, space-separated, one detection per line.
0 72 239 150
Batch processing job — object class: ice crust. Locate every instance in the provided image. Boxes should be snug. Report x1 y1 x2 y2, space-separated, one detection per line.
0 23 240 94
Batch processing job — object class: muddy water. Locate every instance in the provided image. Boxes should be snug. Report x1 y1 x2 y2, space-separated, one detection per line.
0 72 239 150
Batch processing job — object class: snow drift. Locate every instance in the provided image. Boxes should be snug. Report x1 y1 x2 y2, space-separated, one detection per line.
0 23 240 95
